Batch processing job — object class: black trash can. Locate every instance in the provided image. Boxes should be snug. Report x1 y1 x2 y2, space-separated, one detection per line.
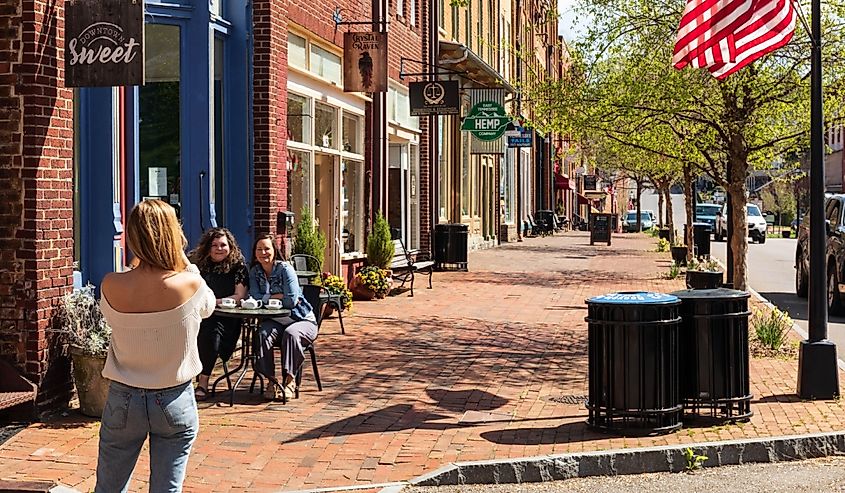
585 292 683 435
692 222 711 257
434 223 468 271
671 288 752 421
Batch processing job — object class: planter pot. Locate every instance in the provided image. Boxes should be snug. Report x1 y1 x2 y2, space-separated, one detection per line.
350 276 377 301
70 347 109 418
686 270 724 290
670 246 688 266
658 228 672 241
782 230 792 238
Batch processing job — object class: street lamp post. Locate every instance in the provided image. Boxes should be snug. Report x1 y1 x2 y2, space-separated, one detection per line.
798 0 840 399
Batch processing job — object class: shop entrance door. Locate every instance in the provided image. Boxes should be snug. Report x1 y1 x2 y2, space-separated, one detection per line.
314 153 340 273
388 144 410 245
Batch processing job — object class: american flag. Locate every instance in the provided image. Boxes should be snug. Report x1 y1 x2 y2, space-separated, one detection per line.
673 0 797 79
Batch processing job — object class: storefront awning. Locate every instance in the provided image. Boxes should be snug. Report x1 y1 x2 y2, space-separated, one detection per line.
555 173 573 190
439 41 515 92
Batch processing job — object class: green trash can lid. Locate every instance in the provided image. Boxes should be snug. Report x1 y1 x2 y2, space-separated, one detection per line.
587 291 679 305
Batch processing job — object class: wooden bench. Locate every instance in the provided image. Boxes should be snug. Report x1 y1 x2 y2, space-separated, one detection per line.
0 359 37 419
390 239 434 297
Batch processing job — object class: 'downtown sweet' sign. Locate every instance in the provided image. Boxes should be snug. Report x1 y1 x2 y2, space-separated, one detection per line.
65 0 144 87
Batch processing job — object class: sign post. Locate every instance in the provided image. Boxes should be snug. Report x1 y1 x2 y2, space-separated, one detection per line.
65 0 145 87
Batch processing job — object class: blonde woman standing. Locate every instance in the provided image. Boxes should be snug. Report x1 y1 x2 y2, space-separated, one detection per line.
96 199 215 493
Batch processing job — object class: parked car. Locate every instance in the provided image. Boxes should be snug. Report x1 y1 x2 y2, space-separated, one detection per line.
695 203 722 233
714 203 768 243
622 211 654 232
795 195 845 311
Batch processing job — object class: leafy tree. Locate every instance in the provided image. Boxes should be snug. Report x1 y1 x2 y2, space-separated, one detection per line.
292 207 327 273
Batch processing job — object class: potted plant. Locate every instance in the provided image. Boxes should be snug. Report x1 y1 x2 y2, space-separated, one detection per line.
319 272 352 316
670 240 688 267
686 257 724 289
782 229 792 238
292 207 327 273
366 212 394 271
55 284 111 418
350 266 392 300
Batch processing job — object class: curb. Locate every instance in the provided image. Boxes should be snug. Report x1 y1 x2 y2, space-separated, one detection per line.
402 431 845 488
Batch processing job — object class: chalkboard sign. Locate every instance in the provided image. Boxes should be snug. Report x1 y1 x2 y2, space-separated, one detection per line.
590 213 612 246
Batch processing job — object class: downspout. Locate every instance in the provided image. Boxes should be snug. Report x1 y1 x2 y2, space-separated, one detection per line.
246 0 255 237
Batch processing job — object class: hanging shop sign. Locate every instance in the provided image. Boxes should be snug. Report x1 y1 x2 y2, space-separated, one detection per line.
461 100 509 142
343 31 387 93
506 127 533 148
583 174 598 191
409 81 460 116
65 0 144 87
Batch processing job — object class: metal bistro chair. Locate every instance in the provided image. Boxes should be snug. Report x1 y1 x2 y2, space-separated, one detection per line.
290 254 346 334
290 254 321 285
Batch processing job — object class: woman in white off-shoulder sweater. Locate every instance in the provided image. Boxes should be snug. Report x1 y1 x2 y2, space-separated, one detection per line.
95 200 215 493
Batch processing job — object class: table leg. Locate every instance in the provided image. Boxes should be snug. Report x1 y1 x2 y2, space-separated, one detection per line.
211 320 248 399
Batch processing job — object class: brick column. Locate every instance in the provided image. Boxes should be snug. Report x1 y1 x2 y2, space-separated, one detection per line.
0 0 75 409
252 0 289 236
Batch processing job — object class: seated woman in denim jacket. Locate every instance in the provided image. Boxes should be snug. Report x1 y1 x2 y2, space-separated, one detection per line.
248 235 317 400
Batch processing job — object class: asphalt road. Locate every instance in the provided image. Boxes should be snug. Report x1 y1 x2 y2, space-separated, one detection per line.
711 237 845 359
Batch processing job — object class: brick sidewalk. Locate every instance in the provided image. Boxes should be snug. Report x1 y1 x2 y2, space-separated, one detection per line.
1 231 842 492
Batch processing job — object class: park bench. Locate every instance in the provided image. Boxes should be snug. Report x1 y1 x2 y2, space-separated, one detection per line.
0 358 37 419
390 239 434 297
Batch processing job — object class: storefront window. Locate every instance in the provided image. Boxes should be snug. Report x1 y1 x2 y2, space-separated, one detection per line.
139 24 181 216
287 150 311 229
213 36 225 225
287 93 311 144
342 113 361 153
438 117 447 221
310 44 342 84
501 151 513 224
289 33 307 70
341 159 365 253
315 103 337 149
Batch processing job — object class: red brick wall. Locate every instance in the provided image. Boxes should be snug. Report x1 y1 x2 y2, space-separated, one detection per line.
252 0 289 236
0 0 75 410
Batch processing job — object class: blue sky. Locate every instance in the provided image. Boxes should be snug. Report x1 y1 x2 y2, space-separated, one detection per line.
558 0 588 41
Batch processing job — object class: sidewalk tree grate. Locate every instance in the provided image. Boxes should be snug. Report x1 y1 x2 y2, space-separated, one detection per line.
547 394 588 405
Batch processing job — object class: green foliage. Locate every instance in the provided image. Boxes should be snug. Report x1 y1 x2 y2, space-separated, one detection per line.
683 447 708 472
647 227 659 238
320 273 353 310
752 307 793 351
655 238 669 252
292 208 327 273
367 212 395 269
664 262 681 279
55 285 111 358
357 266 391 297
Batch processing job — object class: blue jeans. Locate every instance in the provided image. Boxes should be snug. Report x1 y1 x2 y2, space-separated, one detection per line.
95 380 198 493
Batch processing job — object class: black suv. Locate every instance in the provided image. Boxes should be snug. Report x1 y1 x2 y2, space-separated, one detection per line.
795 194 844 312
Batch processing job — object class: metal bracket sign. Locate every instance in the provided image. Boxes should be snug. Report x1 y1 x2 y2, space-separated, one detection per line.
461 100 509 142
65 0 145 87
409 80 460 116
506 127 533 147
343 31 387 93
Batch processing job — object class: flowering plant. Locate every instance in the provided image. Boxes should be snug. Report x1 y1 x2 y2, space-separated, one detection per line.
54 284 111 358
356 266 391 298
320 272 353 310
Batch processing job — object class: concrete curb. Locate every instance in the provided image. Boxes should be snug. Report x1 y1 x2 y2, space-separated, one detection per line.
404 431 845 488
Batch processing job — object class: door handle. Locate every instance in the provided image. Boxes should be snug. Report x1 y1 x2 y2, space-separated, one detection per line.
199 171 206 232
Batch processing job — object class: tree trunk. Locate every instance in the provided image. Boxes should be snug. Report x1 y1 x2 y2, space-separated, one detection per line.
664 185 675 243
683 164 694 259
727 176 748 290
657 186 665 229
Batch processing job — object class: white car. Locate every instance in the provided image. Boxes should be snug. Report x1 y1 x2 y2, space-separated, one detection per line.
714 203 768 243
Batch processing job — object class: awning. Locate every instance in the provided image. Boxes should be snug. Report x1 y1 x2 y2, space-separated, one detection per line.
439 41 515 92
554 173 573 190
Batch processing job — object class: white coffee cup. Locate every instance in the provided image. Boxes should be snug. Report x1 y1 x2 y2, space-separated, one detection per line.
266 298 282 309
220 298 236 308
241 297 263 309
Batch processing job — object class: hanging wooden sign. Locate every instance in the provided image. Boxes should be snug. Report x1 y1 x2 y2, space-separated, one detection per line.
343 31 387 93
65 0 145 87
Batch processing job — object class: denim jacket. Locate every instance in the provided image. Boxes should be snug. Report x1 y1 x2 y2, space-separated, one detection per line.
248 261 314 322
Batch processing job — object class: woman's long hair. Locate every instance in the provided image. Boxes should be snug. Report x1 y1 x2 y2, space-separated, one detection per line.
249 234 285 269
126 199 188 271
189 227 245 274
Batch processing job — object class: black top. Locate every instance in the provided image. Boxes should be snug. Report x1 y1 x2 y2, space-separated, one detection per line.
200 262 249 299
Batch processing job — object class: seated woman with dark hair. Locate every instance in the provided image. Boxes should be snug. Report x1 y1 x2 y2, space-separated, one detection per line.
248 235 317 400
189 228 248 400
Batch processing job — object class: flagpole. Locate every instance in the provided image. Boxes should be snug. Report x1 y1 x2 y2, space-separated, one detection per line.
798 0 840 399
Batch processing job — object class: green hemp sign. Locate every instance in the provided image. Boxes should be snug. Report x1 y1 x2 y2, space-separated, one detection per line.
461 100 509 141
